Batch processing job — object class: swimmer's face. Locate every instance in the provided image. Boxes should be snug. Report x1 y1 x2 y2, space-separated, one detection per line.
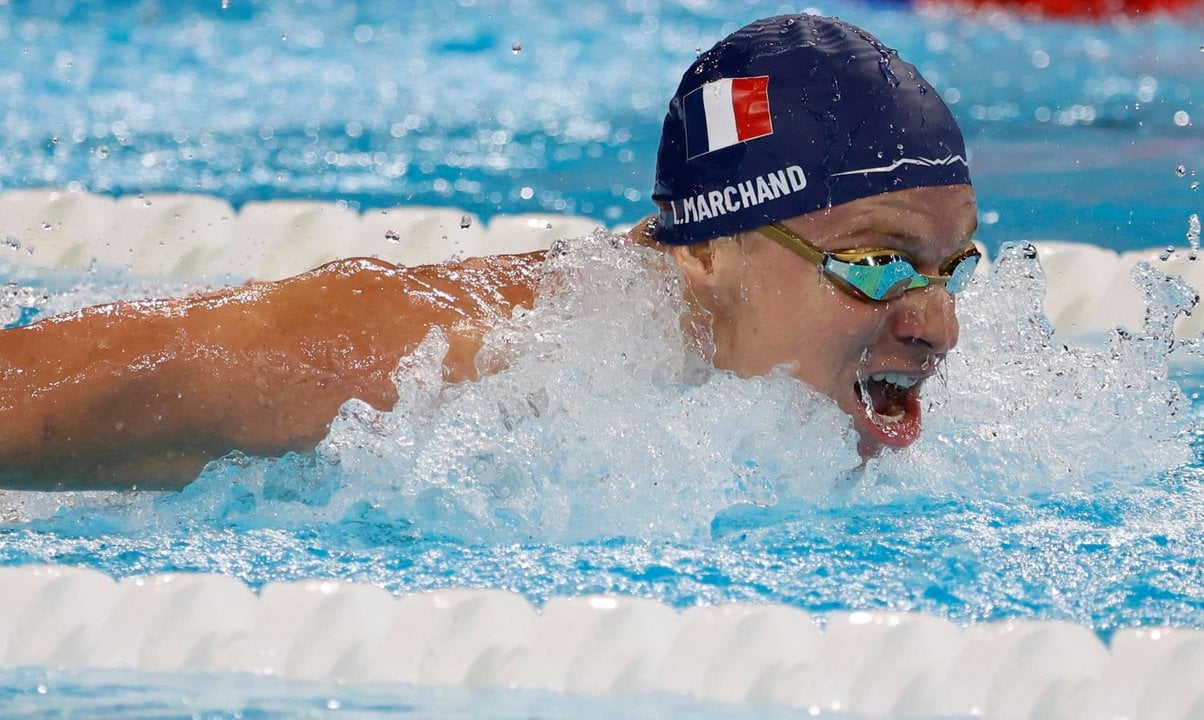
671 184 977 456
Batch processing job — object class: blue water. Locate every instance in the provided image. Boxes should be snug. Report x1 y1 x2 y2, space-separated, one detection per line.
1 1 1203 718
1 0 1200 252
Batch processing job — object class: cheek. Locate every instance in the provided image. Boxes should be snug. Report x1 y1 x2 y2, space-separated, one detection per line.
733 270 883 373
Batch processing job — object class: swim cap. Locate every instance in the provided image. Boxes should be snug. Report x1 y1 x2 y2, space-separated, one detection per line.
651 14 971 245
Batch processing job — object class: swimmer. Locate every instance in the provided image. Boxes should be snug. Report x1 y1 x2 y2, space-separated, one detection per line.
0 14 977 490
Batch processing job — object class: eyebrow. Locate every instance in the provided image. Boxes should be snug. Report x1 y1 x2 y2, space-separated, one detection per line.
829 216 978 256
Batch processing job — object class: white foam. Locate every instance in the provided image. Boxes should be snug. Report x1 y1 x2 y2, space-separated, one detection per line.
4 189 1201 335
0 565 1200 717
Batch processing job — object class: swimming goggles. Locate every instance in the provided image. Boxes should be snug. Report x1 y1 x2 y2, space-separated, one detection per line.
757 223 981 303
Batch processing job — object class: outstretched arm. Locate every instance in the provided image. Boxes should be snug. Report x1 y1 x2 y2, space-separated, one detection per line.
0 252 543 490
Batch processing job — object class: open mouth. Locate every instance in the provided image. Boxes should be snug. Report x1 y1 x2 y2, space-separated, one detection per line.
853 372 924 450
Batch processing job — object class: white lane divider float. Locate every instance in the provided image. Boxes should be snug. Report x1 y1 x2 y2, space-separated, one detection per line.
2 189 1203 336
0 565 1201 718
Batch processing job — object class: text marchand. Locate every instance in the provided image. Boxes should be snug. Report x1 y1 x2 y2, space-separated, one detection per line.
670 165 806 225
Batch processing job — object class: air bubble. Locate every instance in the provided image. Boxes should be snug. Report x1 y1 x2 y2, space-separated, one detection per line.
1176 165 1187 177
459 214 472 229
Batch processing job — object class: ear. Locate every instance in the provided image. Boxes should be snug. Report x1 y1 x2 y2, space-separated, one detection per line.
669 240 720 288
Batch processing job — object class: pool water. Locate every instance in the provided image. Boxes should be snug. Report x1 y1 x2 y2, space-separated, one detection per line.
1 0 1203 717
1 0 1199 252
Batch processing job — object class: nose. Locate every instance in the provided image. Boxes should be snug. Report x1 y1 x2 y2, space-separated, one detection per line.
889 286 960 355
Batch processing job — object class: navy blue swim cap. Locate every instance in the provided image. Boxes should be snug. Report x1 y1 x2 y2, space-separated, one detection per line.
652 14 971 245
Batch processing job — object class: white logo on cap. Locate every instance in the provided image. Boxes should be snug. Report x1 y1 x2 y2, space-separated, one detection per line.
829 153 968 177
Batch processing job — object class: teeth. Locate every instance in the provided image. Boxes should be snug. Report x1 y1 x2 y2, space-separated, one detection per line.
878 408 906 423
869 372 920 389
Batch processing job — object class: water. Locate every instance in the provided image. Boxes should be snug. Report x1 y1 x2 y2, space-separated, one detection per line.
1 230 1203 717
0 0 1200 251
0 666 809 720
1 231 1200 630
1 0 1203 717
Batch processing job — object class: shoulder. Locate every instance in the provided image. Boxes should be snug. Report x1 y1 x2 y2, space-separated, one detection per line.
267 251 547 324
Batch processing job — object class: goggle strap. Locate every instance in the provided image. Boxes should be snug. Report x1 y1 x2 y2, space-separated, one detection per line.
759 223 828 267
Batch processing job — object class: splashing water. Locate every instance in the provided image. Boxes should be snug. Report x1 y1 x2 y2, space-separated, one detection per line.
151 232 863 543
864 243 1195 498
8 232 1193 547
0 231 1202 632
1189 213 1201 261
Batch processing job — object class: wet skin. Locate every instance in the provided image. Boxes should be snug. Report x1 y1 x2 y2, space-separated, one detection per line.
669 184 978 456
0 185 974 489
0 253 543 490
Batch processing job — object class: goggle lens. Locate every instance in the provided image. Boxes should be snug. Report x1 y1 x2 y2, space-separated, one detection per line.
825 249 980 302
943 252 979 295
825 257 921 301
758 223 981 304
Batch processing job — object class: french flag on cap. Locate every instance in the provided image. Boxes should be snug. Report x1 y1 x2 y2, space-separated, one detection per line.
683 76 773 160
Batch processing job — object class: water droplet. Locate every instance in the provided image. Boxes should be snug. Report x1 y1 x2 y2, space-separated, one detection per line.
694 46 702 56
5 236 20 250
1188 214 1201 261
1176 165 1187 177
281 33 288 42
221 0 229 8
511 42 522 54
1192 181 1200 191
459 214 472 229
385 229 400 243
50 136 59 145
96 146 110 158
41 222 51 230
